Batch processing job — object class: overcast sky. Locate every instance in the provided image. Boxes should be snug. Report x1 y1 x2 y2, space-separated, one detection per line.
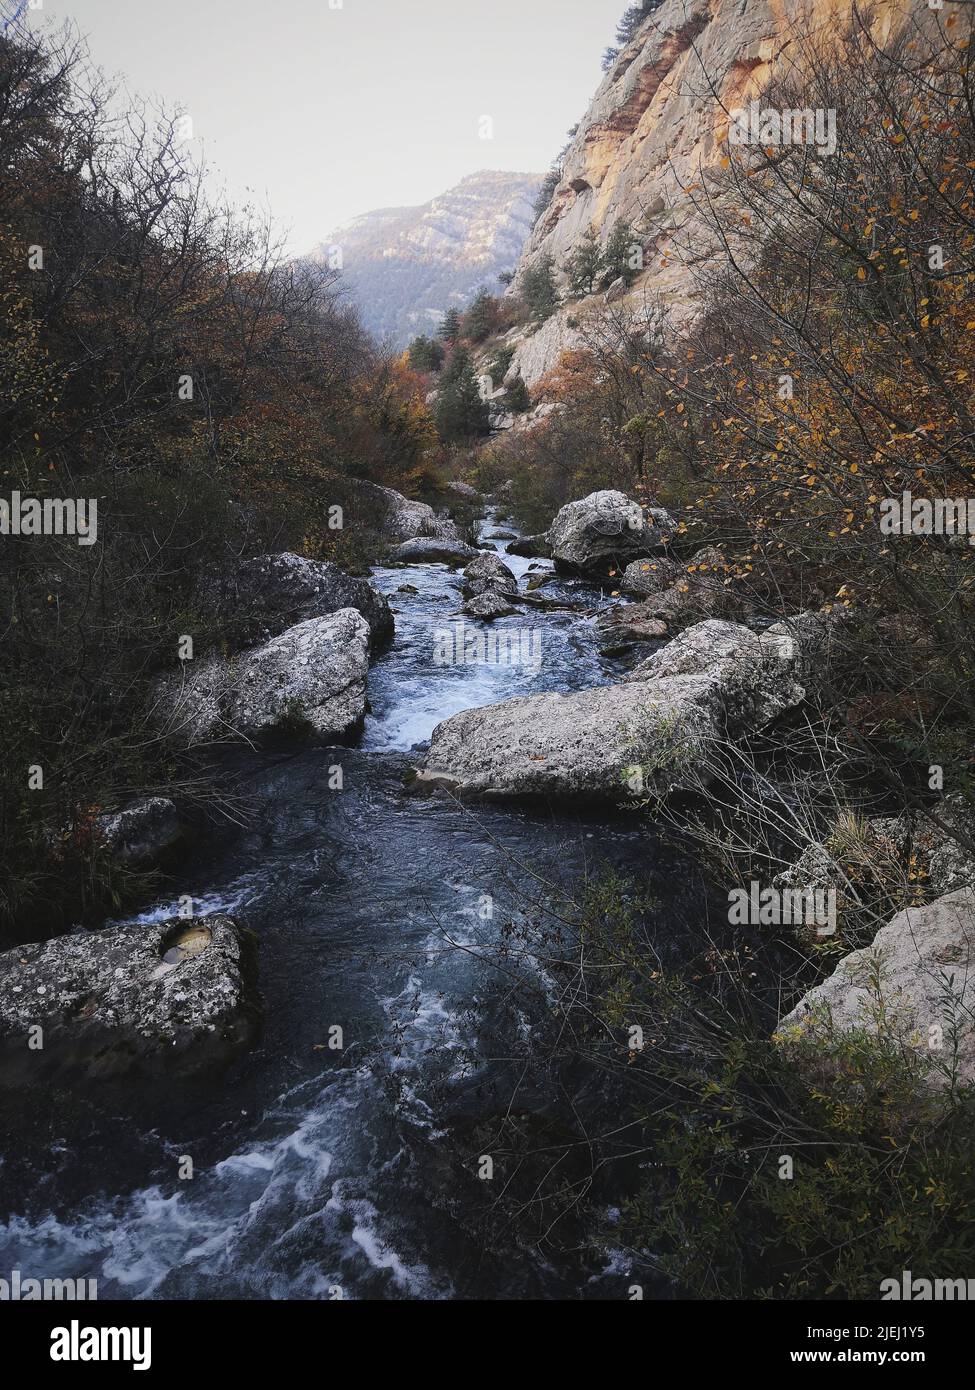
35 0 627 253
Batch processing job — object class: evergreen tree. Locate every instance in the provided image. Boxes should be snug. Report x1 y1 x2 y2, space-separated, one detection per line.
488 344 516 386
465 288 497 344
532 168 562 226
602 1 659 71
565 227 606 297
504 375 531 414
532 128 579 226
434 348 490 441
439 307 462 343
602 218 644 286
520 254 560 322
407 335 445 373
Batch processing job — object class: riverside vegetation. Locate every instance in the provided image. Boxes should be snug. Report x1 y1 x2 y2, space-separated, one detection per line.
2 6 975 1299
0 24 447 935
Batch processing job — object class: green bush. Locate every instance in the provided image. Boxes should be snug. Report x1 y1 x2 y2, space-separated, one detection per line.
444 867 975 1297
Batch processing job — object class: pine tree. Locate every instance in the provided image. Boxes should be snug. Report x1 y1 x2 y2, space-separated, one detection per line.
434 348 491 441
616 1 656 45
439 307 462 343
504 375 531 414
532 168 562 227
603 218 644 287
407 335 445 373
488 345 516 386
520 254 560 322
602 1 659 71
465 289 496 344
565 228 606 297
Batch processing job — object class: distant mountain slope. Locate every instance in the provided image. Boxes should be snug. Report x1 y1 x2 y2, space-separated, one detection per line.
311 171 542 348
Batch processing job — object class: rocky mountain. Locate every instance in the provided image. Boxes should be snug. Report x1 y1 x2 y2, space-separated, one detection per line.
505 0 927 388
312 171 542 348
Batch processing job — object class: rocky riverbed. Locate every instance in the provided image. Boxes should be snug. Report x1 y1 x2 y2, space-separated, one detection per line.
2 489 972 1299
0 502 713 1298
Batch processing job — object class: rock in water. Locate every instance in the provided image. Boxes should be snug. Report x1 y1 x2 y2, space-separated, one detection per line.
155 609 370 747
775 888 975 1097
546 490 676 574
506 534 553 559
597 608 668 649
0 913 257 1086
96 797 182 866
463 591 518 621
388 537 478 566
461 553 518 597
212 552 393 651
413 618 809 801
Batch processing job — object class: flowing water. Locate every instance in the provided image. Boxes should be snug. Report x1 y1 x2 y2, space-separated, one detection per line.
0 516 704 1299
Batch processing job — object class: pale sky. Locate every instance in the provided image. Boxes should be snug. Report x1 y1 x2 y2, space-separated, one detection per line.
34 0 627 254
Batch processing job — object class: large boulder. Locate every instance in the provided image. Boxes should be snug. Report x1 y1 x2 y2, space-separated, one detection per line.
388 537 478 566
0 913 257 1086
446 480 482 501
546 490 677 575
775 888 975 1095
621 556 681 597
506 534 553 559
413 618 811 801
461 553 518 598
156 609 370 747
210 552 393 652
358 482 460 543
622 617 807 727
619 547 739 630
96 797 182 867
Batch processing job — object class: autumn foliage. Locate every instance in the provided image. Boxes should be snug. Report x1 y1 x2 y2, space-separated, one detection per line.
495 9 975 796
0 25 435 936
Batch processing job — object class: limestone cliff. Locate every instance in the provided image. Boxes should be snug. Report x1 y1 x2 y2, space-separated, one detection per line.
508 0 926 388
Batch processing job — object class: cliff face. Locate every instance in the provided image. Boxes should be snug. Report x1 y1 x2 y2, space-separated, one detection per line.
311 171 541 348
508 0 920 387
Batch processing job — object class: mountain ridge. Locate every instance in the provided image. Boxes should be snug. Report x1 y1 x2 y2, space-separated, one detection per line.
311 170 543 348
